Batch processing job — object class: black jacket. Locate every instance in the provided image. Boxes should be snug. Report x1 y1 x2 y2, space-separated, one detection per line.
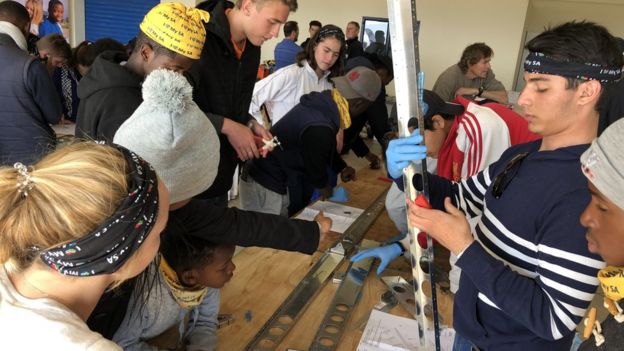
75 51 143 142
346 38 364 59
189 0 261 198
0 34 61 165
169 199 319 252
249 90 345 195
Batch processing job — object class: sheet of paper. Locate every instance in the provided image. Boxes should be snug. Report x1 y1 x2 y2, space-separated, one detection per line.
357 309 455 351
294 201 363 233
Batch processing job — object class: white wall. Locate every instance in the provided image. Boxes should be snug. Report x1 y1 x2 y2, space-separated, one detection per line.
416 0 529 91
526 0 624 38
69 0 530 94
261 0 529 93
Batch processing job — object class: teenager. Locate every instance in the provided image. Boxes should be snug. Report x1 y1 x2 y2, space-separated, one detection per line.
0 141 169 349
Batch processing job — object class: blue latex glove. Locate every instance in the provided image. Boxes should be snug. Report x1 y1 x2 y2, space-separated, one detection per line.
385 130 427 179
351 243 403 275
310 189 323 202
329 186 349 202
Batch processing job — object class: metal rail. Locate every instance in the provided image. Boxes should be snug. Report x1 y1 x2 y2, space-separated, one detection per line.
246 188 389 350
387 0 441 348
309 240 379 350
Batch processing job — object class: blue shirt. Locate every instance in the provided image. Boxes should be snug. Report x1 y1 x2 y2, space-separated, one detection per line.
274 38 302 70
38 19 63 37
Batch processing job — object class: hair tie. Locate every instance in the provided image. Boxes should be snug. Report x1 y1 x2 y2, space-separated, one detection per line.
14 162 34 197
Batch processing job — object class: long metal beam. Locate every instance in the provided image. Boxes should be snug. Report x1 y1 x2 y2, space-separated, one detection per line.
387 0 441 348
246 188 389 350
309 240 379 350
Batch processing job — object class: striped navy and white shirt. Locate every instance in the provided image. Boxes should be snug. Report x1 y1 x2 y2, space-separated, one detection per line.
421 140 604 351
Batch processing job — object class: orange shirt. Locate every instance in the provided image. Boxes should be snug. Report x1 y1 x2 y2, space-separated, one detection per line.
225 8 246 59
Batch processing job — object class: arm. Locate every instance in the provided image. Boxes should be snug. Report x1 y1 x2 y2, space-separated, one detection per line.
410 190 603 341
26 59 62 125
174 200 320 254
185 289 219 351
248 70 292 125
480 89 508 105
185 65 225 132
411 166 491 219
301 126 335 188
302 126 354 183
482 71 508 104
458 189 602 340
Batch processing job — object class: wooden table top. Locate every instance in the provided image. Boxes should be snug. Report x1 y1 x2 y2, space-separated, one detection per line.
216 168 416 351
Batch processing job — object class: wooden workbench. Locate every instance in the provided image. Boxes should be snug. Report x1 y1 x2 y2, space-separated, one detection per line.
216 168 416 350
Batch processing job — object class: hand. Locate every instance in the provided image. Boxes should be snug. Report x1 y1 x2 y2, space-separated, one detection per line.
222 119 259 160
407 197 473 256
249 119 273 140
365 152 381 169
340 166 357 182
315 211 338 251
351 243 403 275
336 129 344 153
385 130 427 179
319 186 333 200
455 87 479 98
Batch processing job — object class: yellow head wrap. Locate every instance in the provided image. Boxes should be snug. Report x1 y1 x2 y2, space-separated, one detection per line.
331 89 351 129
140 2 210 60
598 266 624 302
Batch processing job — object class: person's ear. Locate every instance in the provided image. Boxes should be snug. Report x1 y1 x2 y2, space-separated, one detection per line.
241 0 254 15
431 115 446 130
578 80 602 106
180 269 199 286
139 43 153 63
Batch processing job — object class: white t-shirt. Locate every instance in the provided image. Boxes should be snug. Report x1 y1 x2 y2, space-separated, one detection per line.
249 60 333 126
0 265 121 351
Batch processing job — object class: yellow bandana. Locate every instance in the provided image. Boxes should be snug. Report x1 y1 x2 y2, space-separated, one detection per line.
159 255 208 309
598 266 624 301
332 89 351 129
140 2 210 60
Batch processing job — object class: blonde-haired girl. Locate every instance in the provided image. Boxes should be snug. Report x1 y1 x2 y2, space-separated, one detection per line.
0 141 169 350
24 0 43 36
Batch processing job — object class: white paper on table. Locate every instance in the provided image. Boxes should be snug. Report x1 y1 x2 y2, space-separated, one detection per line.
294 201 363 233
357 309 455 351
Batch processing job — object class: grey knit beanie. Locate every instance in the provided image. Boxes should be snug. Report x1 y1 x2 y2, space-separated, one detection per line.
581 118 624 209
114 69 220 203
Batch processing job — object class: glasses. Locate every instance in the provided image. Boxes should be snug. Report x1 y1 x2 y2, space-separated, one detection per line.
492 152 528 199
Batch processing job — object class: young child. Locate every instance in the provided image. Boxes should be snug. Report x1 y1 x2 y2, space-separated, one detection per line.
38 0 63 37
577 118 624 350
113 217 236 351
0 141 169 350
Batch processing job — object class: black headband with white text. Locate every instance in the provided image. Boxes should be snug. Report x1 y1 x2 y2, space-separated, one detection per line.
39 145 160 277
524 51 622 83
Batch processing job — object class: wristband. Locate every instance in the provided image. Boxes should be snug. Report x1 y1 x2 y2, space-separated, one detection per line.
477 85 485 97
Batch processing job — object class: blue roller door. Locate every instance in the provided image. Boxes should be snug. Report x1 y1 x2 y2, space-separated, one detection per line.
85 0 159 44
